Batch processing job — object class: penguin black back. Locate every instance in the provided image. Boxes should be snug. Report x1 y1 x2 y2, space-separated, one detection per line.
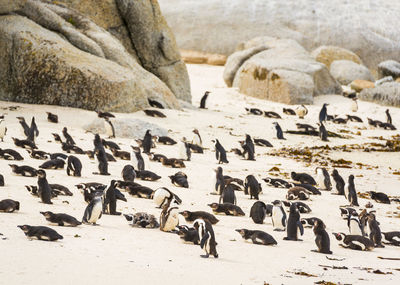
37 170 52 204
200 91 210 109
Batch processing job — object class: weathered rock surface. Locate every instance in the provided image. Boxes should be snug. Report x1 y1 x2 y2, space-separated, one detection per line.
0 0 26 14
350 80 375 93
116 0 190 102
330 60 374 85
359 82 400 107
227 38 341 104
311 46 363 68
158 0 400 71
180 50 227 66
0 0 190 110
0 15 179 112
378 60 400 79
84 118 168 139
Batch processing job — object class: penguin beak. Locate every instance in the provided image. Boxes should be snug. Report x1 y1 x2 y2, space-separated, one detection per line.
40 212 45 215
235 229 241 233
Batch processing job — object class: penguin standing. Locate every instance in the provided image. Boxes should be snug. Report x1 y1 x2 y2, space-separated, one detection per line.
214 139 229 164
82 194 103 225
66 155 82 177
244 175 261 200
271 200 286 231
368 213 384 247
318 122 328 142
122 165 136 182
131 146 145 171
199 91 210 109
386 109 392 124
295 104 308 119
347 213 364 236
273 122 285 140
142 130 152 154
159 202 179 232
319 103 329 122
331 169 345 195
153 187 182 208
193 219 218 258
241 134 255 160
346 175 359 206
250 201 267 224
63 127 75 145
0 119 6 142
27 117 39 142
283 203 304 241
192 129 202 146
315 167 331 190
37 170 52 204
215 167 225 194
104 118 115 139
313 219 332 254
93 134 109 175
17 117 30 137
177 138 191 161
219 182 236 205
351 98 358 112
103 180 120 215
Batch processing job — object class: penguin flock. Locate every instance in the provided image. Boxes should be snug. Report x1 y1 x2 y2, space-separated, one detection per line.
0 90 399 270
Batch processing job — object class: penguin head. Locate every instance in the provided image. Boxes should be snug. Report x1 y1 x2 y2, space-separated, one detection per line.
124 214 134 222
36 169 46 179
193 129 199 135
348 175 354 181
272 200 282 206
208 203 219 210
332 232 345 241
40 211 52 218
179 211 190 218
235 229 247 238
331 169 338 176
289 203 298 214
17 225 30 232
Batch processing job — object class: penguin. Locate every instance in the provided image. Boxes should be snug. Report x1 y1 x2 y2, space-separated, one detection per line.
147 153 167 162
315 167 331 190
9 164 37 177
346 175 359 206
332 233 374 251
319 103 329 122
264 111 281 119
160 157 186 168
12 137 37 149
188 143 204 153
249 201 267 224
159 203 179 232
0 119 7 142
122 165 136 182
241 134 255 160
17 225 63 241
271 200 286 231
296 123 316 133
0 148 24 160
347 213 364 236
142 130 152 154
96 111 115 120
381 231 400 246
192 129 202 146
46 112 58 123
199 91 210 109
318 122 329 141
155 136 177 145
39 159 65 170
244 175 261 200
104 118 115 139
331 169 345 195
346 114 363 123
50 184 73 196
312 219 332 254
215 167 225 194
111 149 130 160
93 148 109 175
177 138 191 161
367 213 384 248
17 117 30 137
82 194 103 225
332 116 348 124
40 211 81 227
125 185 154 199
135 170 161 181
368 191 390 204
179 210 219 225
219 182 236 205
62 143 84 154
291 171 316 185
253 139 273 147
27 149 50 160
0 174 4 186
153 187 182 208
131 146 145 171
102 139 120 150
235 229 277 245
213 139 229 164
286 187 310 200
0 199 20 212
272 122 285 140
62 127 75 145
37 170 52 204
208 203 245 216
103 180 121 215
284 201 312 214
143 110 166 118
339 207 357 219
148 98 164 109
169 171 189 188
283 203 304 241
351 98 358 112
27 117 39 142
124 212 159 228
193 219 218 258
66 155 82 177
295 104 308 119
245 108 263 115
283 107 296 116
176 225 199 244
386 109 392 124
263 177 291 188
301 217 322 228
52 133 63 143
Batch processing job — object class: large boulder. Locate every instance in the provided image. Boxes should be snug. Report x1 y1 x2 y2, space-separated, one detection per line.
359 82 400 107
350 80 375 93
0 15 179 112
378 60 400 79
0 0 26 14
311 46 363 68
227 38 341 104
329 60 374 85
0 0 190 111
158 0 400 71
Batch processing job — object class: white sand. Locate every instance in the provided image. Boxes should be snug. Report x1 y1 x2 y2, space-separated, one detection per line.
1 64 399 285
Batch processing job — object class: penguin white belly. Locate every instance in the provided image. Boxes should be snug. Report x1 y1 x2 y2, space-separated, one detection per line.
192 135 201 146
153 189 170 207
41 235 50 241
344 183 349 199
177 142 187 160
352 241 365 250
211 172 217 193
349 220 362 235
0 124 6 139
88 203 102 223
164 210 179 231
272 209 284 230
316 172 325 189
131 153 138 169
205 239 211 254
142 155 150 170
351 101 358 112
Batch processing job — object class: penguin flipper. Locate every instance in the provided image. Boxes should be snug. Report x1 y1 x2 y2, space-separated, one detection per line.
297 221 304 236
282 216 286 228
215 150 219 160
200 232 210 249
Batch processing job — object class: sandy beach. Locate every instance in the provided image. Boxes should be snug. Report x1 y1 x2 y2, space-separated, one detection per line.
1 64 399 285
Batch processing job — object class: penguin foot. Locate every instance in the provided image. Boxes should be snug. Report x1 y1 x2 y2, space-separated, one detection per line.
200 254 209 258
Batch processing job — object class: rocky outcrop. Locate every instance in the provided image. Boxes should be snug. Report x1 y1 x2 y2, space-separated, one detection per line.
350 80 375 93
311 46 363 69
0 0 190 111
378 60 400 80
180 50 227 66
158 0 400 71
329 60 374 85
226 38 341 104
359 82 400 107
0 0 26 14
